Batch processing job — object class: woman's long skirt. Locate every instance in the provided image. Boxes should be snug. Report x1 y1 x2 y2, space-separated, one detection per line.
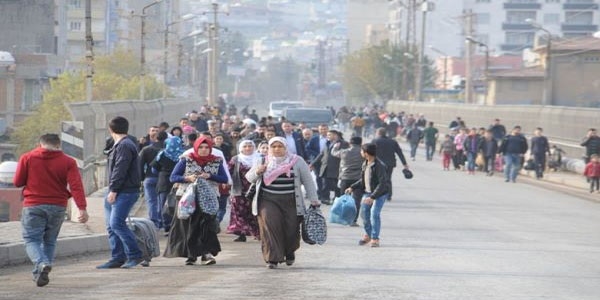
257 190 300 263
163 207 221 259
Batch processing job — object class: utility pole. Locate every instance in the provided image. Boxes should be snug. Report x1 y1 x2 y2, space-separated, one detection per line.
85 0 94 103
205 2 228 106
416 1 433 102
139 0 163 101
402 0 416 99
464 10 475 104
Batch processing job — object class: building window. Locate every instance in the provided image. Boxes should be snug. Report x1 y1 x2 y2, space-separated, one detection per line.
507 11 537 24
21 80 41 111
543 13 560 25
506 31 535 45
545 0 560 3
68 0 81 8
583 56 600 62
476 13 490 25
507 0 538 3
565 11 593 24
69 21 82 31
476 0 491 3
566 0 593 3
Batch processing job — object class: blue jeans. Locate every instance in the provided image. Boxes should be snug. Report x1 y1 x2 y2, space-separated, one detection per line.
104 192 142 262
158 191 173 231
410 142 418 158
504 153 522 181
143 177 160 228
425 142 436 160
21 205 66 275
466 152 476 171
217 194 229 223
360 193 388 240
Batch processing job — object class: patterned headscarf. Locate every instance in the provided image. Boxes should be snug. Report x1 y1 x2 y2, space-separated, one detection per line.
190 136 218 166
263 137 298 186
163 136 184 162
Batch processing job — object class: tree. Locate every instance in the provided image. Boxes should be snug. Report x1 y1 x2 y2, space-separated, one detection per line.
12 49 164 154
342 43 435 104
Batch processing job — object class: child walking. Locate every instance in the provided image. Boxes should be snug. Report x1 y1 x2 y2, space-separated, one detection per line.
440 135 454 171
584 154 600 193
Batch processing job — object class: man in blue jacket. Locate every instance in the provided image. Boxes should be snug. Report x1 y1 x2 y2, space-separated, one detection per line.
97 116 144 269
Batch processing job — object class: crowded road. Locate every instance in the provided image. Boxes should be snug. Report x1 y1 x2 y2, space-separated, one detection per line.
1 151 600 300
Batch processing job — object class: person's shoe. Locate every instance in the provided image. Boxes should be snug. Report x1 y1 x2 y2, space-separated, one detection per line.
505 179 510 182
358 235 371 246
96 260 125 269
370 239 380 248
185 257 197 265
285 253 295 266
121 258 144 269
35 264 51 287
266 262 278 269
140 260 150 267
350 222 360 227
233 235 247 242
201 254 216 265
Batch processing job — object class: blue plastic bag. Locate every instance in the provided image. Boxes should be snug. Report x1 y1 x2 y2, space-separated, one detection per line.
328 194 357 225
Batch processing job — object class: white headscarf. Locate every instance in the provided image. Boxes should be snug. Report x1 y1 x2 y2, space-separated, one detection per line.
237 140 259 167
263 137 298 185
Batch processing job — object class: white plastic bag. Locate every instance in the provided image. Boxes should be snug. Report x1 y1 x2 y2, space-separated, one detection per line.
177 183 196 219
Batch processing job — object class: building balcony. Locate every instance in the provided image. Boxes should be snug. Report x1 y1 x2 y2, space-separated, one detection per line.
502 23 535 30
563 3 598 10
561 24 598 31
500 43 533 52
503 3 541 9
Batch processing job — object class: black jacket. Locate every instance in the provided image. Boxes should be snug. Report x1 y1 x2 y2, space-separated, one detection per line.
107 137 141 193
138 142 163 180
351 159 390 200
581 136 600 157
150 153 178 193
372 136 407 169
479 138 498 157
499 134 528 155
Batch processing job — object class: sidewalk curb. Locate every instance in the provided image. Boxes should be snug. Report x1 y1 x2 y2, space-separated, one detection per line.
0 234 109 267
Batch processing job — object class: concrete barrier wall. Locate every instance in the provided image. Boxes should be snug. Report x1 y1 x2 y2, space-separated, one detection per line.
66 98 200 193
386 101 600 159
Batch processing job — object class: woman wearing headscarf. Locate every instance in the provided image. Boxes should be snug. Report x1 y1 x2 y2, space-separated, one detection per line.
227 140 261 242
246 137 320 269
164 136 228 266
151 136 185 233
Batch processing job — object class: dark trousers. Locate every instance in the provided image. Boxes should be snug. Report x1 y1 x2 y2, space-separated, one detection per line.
590 177 600 192
313 167 326 200
425 142 436 161
386 166 394 200
533 153 546 179
323 177 341 200
483 156 495 174
453 150 465 169
339 179 364 223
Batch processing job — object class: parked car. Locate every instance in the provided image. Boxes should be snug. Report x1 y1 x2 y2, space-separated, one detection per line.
282 107 334 129
268 101 303 118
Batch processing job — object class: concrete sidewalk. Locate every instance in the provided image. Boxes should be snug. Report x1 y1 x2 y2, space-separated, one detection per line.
0 188 117 267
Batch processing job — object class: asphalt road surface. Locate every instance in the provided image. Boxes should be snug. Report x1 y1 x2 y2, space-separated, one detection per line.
2 154 600 300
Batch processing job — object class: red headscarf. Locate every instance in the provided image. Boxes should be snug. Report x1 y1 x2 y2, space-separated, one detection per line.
190 136 218 166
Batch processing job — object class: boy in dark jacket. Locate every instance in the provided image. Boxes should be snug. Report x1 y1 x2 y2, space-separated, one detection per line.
346 143 390 248
97 116 144 269
479 130 498 176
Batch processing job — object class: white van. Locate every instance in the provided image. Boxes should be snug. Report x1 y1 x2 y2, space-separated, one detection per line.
268 101 303 118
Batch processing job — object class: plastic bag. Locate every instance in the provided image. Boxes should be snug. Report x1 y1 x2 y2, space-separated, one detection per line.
329 194 357 226
177 183 196 219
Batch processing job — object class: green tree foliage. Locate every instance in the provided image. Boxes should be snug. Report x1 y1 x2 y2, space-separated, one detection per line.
342 44 435 104
12 49 164 154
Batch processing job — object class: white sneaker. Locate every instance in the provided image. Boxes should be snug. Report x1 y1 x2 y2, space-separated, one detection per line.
201 254 216 265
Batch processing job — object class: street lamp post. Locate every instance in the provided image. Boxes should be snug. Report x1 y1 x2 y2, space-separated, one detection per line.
526 18 552 106
140 0 163 101
163 14 196 100
465 36 489 103
428 45 448 90
204 2 229 107
416 1 434 102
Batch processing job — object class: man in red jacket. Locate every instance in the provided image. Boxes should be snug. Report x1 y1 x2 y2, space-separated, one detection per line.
13 133 88 287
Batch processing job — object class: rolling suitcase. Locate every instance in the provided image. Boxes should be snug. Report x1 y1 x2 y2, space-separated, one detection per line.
126 217 160 266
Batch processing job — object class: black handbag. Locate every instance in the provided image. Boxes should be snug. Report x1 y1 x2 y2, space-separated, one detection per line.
302 205 327 245
162 186 178 217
